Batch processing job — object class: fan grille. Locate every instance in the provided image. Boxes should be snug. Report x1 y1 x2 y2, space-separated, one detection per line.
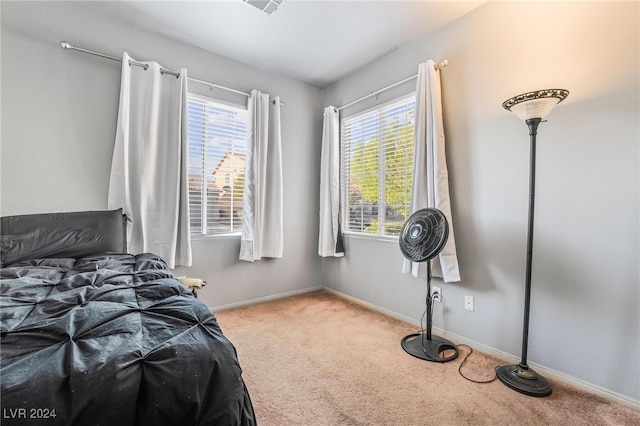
399 208 449 262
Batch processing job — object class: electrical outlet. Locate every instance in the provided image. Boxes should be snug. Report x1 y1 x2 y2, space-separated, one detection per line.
464 295 474 311
432 286 441 303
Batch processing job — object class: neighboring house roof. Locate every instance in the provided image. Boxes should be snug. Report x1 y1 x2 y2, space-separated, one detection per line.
213 152 246 174
189 152 246 194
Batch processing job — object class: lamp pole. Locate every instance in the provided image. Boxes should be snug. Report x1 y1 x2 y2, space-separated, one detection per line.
496 116 551 397
520 117 541 369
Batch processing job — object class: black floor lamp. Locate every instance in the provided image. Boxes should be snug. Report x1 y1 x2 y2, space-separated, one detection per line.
497 89 569 397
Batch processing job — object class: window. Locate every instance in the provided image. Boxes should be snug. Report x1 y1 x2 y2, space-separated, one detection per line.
187 95 248 236
341 95 415 237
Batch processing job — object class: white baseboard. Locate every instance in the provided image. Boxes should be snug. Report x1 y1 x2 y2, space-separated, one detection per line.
209 286 323 313
324 287 640 411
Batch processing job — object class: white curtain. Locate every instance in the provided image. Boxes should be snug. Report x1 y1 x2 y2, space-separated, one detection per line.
402 60 460 282
108 53 192 269
239 90 283 261
318 106 345 257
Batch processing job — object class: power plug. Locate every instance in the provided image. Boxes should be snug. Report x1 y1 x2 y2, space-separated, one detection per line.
432 286 442 303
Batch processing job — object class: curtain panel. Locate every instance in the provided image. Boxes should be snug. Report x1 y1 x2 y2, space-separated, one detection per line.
318 106 345 257
240 90 284 261
108 53 192 269
401 60 461 282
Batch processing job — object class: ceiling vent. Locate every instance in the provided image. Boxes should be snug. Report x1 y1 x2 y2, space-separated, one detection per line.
244 0 283 15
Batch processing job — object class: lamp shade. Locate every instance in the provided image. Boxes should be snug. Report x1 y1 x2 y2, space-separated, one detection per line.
503 89 569 121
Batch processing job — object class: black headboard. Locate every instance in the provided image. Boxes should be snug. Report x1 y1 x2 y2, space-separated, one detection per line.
1 209 127 266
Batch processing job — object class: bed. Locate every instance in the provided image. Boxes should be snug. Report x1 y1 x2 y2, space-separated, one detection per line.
0 210 255 425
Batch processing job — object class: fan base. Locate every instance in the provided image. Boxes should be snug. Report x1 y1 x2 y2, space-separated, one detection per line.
401 333 459 363
496 364 552 397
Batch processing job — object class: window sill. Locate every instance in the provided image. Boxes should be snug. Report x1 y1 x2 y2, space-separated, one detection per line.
342 232 399 244
190 232 241 241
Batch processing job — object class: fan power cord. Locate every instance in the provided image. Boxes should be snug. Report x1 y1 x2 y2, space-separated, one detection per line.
456 344 497 384
419 292 435 336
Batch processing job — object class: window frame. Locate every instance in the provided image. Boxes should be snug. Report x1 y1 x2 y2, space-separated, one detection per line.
187 92 248 239
340 93 416 241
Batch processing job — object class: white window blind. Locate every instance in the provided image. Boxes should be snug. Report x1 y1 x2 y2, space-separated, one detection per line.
341 95 415 237
187 95 248 236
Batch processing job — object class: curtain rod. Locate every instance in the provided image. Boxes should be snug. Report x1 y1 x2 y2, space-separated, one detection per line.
60 41 284 106
336 59 448 112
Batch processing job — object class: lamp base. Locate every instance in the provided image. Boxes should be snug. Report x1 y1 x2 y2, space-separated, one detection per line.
401 333 459 363
496 364 552 397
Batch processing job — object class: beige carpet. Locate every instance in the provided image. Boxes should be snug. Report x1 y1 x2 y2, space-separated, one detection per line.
215 291 639 425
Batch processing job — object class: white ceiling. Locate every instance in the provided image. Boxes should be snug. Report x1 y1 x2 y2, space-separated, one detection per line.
76 1 487 89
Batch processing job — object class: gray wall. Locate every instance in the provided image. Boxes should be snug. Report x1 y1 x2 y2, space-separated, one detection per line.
0 1 324 309
323 1 639 404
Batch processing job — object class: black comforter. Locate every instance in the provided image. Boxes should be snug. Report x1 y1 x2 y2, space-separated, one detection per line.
0 253 255 425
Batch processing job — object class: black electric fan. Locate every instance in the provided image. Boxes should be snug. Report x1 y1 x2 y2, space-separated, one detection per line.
399 208 459 363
